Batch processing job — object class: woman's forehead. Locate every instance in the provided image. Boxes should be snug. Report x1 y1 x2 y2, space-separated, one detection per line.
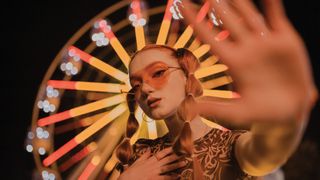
129 49 178 75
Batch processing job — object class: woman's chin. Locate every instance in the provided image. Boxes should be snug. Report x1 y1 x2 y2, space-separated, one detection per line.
148 109 168 120
146 105 176 120
149 112 164 120
150 109 176 120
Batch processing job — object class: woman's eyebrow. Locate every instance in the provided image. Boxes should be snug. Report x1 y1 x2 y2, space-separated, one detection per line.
130 61 168 79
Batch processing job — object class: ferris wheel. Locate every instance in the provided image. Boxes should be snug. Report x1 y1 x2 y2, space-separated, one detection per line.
25 0 237 179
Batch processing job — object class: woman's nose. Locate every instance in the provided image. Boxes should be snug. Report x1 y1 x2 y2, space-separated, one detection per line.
140 81 154 95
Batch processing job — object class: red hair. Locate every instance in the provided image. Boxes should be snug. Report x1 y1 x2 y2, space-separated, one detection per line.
116 45 204 179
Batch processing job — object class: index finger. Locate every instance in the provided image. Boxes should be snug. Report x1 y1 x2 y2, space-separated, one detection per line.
180 0 231 57
155 147 174 160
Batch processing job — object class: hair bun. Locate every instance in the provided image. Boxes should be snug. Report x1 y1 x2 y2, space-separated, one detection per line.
176 48 186 57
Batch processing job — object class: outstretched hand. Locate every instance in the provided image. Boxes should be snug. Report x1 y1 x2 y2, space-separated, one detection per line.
182 0 318 125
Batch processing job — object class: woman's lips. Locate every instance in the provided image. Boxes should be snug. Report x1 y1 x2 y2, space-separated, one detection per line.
147 98 162 108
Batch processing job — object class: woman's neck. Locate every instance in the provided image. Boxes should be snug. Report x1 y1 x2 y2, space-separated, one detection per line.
164 114 211 142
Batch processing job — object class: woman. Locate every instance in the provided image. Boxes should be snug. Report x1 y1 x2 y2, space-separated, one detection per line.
117 45 250 179
116 0 318 179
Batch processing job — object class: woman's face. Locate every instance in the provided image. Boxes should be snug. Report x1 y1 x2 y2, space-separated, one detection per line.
129 48 187 120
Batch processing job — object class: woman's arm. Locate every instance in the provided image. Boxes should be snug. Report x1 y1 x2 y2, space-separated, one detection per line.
234 119 306 176
181 0 318 176
197 96 311 176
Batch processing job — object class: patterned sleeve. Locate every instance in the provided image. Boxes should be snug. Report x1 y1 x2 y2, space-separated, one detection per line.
228 130 255 179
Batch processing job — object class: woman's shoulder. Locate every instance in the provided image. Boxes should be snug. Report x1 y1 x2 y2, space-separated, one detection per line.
192 128 253 179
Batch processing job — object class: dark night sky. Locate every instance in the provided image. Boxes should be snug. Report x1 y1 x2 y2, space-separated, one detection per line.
2 0 320 179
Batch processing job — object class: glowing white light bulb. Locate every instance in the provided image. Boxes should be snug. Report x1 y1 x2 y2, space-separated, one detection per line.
43 100 49 106
53 90 59 97
139 18 146 26
42 170 49 178
43 131 50 139
26 145 33 152
49 104 56 112
96 41 102 47
73 55 80 61
60 63 66 71
36 127 43 133
129 14 137 21
37 131 44 139
48 173 55 180
101 38 109 46
91 33 99 41
27 131 34 139
68 49 76 57
93 21 100 29
66 62 73 70
38 147 46 155
44 106 50 113
132 21 138 27
37 101 43 109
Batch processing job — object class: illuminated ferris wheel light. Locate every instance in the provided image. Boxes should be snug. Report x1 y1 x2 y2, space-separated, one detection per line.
38 147 46 155
42 170 56 180
59 61 79 76
37 100 56 113
46 86 59 98
36 127 50 139
27 131 34 139
91 32 110 47
26 144 33 152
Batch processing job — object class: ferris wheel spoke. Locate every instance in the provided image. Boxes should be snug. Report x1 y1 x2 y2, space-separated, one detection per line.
195 64 228 79
37 94 126 127
202 75 233 89
203 89 240 99
42 103 128 167
131 0 146 50
173 1 210 49
78 155 101 180
59 142 98 172
156 0 174 45
200 55 219 68
55 111 109 134
68 46 128 83
47 80 130 93
135 26 146 50
98 22 131 69
188 38 201 51
193 44 210 59
103 153 119 176
76 112 128 179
